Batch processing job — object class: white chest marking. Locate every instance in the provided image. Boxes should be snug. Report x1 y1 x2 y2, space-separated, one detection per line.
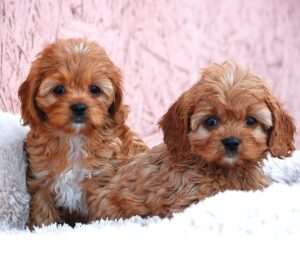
53 135 90 216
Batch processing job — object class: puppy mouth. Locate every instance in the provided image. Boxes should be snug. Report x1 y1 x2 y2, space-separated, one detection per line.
224 151 236 158
71 117 87 131
72 117 86 124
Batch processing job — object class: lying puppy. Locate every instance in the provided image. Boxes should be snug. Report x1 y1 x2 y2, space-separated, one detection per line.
18 38 147 227
88 61 295 220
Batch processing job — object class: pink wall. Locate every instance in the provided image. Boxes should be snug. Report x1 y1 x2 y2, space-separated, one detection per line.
1 0 300 147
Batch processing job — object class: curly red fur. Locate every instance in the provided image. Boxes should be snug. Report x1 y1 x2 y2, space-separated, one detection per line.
18 38 148 228
88 61 296 220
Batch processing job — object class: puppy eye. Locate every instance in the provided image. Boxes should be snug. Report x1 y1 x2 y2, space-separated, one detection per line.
53 85 65 95
90 85 101 94
245 117 257 126
204 117 219 128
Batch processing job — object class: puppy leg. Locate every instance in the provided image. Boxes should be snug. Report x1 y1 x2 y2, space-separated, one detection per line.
81 174 120 221
86 189 121 221
28 191 62 228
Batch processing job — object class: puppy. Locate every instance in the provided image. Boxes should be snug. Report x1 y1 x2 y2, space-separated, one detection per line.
88 62 296 220
18 38 148 227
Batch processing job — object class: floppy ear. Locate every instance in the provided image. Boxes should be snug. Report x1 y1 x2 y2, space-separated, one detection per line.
266 97 296 158
108 68 128 124
18 75 44 127
159 95 194 156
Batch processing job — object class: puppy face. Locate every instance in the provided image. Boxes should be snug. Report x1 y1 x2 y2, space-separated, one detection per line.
160 62 295 168
18 38 125 134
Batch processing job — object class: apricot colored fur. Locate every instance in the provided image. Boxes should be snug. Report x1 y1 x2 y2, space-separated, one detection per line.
88 62 295 220
18 38 147 228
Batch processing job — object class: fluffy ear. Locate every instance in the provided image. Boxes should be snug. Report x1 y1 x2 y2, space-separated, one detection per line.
108 68 128 124
18 76 44 127
266 97 296 158
159 95 194 156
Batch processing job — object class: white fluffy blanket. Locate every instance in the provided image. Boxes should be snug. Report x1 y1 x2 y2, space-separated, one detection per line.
0 111 299 260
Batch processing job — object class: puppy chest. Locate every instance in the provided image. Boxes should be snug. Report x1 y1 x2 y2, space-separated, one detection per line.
53 169 89 216
52 136 90 216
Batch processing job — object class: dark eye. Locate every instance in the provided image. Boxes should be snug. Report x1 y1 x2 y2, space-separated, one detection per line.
245 116 257 126
90 85 101 94
53 85 65 95
204 117 219 128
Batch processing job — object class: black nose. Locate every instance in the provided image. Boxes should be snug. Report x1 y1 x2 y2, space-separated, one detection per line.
71 103 87 116
222 137 241 152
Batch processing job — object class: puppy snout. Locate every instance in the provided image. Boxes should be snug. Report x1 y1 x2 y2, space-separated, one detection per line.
222 137 241 152
71 103 87 116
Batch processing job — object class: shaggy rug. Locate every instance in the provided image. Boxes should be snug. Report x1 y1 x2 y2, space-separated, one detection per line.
0 111 299 260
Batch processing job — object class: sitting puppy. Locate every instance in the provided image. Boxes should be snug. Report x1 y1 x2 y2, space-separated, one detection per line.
18 38 147 228
88 61 296 220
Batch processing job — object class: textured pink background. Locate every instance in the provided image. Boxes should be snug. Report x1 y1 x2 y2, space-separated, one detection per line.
1 0 300 147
